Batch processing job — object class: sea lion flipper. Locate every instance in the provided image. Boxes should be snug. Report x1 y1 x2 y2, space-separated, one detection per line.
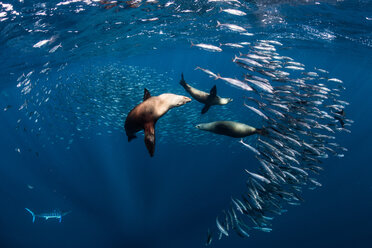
180 73 186 87
144 122 155 157
209 85 217 97
128 134 137 142
201 104 211 114
143 88 151 101
340 119 345 128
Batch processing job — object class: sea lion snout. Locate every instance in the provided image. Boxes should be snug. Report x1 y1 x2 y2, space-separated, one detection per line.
180 96 192 105
195 123 205 130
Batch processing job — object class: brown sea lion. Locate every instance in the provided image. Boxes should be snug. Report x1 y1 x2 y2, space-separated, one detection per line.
179 74 233 114
124 88 191 157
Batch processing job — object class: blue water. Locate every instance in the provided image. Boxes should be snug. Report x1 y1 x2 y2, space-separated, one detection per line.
1 0 372 247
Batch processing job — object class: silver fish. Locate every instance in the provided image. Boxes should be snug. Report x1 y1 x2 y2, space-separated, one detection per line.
216 216 229 236
245 169 271 184
239 139 261 155
217 21 246 32
243 103 269 120
216 74 254 92
220 8 247 16
190 41 222 52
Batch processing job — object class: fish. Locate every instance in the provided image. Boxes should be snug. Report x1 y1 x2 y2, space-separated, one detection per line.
244 78 273 94
220 43 244 48
33 39 51 48
239 139 261 155
195 66 218 79
244 53 271 62
286 61 304 67
241 32 254 36
260 40 283 46
243 103 269 120
253 45 276 52
245 169 271 184
190 41 222 52
285 66 305 71
253 227 272 232
328 78 343 83
216 216 229 236
25 208 71 223
233 55 263 67
217 21 246 32
206 229 212 245
216 74 255 92
220 8 247 16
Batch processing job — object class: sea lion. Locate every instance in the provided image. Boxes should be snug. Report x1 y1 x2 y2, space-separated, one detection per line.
124 88 191 157
195 121 267 138
179 73 232 114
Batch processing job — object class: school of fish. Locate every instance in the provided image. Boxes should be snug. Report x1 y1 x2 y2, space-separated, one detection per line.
1 0 353 246
194 32 352 248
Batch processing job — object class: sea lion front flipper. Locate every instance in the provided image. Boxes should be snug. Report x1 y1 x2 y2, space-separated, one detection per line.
209 85 217 97
144 122 155 157
127 134 137 142
143 88 151 101
201 104 211 114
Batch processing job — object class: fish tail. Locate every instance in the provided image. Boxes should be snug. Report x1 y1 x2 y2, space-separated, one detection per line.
194 66 200 70
190 41 194 47
233 55 238 62
256 127 268 136
216 21 221 27
215 73 221 80
25 208 35 223
219 7 223 13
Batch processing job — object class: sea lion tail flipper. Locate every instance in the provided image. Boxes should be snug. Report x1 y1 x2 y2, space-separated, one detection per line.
209 85 217 97
201 104 211 114
179 73 186 86
144 122 155 157
256 127 268 136
143 88 151 101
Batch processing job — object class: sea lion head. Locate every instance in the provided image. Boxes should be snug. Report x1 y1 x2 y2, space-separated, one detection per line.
195 122 210 130
220 98 233 104
164 93 192 108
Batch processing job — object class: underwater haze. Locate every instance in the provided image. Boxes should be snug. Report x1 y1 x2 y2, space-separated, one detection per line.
0 0 372 248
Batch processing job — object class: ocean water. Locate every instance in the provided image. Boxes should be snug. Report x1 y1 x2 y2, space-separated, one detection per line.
0 0 372 247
